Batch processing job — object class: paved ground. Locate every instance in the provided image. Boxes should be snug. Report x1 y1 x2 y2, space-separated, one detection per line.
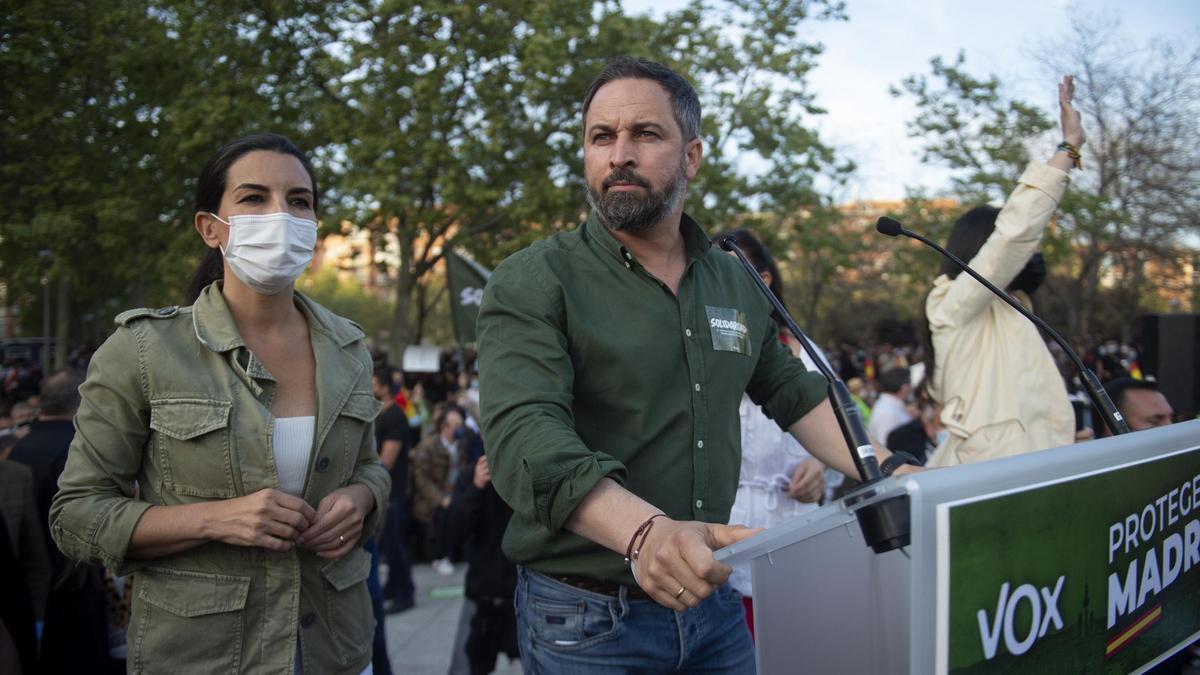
382 562 522 675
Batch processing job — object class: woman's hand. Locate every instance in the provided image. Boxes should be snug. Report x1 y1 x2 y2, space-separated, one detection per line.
787 458 825 504
207 488 316 552
1060 75 1085 148
297 484 374 559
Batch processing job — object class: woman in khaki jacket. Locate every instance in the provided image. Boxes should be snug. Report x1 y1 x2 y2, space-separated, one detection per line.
51 133 390 674
922 77 1086 468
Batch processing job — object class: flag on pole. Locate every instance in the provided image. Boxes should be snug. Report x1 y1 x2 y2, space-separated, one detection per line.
445 249 492 344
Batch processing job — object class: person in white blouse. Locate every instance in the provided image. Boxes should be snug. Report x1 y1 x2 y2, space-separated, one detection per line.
714 229 829 638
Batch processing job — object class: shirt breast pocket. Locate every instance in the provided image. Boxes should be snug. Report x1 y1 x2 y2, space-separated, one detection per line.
150 398 236 498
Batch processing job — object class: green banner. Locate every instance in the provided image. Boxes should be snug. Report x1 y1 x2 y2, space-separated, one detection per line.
445 249 491 344
940 448 1200 674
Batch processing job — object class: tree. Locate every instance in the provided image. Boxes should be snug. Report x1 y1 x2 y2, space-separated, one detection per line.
1034 15 1200 341
893 32 1200 341
306 0 851 358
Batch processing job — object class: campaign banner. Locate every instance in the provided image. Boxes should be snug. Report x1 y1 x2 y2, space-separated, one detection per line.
937 447 1200 674
445 249 491 344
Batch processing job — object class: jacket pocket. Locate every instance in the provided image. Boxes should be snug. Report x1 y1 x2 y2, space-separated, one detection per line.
150 398 235 498
319 548 374 665
131 566 251 674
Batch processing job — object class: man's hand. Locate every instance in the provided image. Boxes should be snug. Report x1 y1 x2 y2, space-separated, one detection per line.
787 458 825 503
473 455 491 490
631 519 760 611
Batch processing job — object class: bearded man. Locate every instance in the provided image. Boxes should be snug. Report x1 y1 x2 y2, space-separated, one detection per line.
477 57 914 672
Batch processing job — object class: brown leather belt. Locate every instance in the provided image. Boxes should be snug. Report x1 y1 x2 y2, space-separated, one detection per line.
552 574 651 601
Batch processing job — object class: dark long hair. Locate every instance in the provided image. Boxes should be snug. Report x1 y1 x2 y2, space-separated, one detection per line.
918 206 999 397
183 133 320 304
712 229 787 327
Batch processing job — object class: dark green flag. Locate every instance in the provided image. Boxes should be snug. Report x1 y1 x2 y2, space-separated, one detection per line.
445 249 492 344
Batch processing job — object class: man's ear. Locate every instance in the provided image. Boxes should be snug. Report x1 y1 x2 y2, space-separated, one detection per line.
194 212 223 249
684 138 703 181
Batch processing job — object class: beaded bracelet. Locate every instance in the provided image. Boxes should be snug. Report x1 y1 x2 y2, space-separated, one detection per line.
1057 141 1083 170
624 513 666 564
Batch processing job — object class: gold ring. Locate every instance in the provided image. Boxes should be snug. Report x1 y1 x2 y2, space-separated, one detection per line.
674 586 687 599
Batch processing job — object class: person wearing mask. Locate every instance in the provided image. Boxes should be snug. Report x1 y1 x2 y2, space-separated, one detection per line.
51 133 389 674
922 76 1085 467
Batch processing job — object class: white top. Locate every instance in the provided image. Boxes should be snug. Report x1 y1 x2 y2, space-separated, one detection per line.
868 393 912 446
273 416 315 497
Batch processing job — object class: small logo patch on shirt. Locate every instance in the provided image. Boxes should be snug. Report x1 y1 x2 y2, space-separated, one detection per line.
705 306 751 356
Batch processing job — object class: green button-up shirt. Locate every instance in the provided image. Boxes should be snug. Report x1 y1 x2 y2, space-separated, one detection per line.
478 212 826 586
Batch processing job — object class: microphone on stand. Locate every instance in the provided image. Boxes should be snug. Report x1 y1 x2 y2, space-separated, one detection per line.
874 216 1130 436
720 236 882 483
721 236 910 554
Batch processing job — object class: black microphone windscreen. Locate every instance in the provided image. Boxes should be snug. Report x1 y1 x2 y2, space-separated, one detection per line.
719 235 737 252
876 217 903 237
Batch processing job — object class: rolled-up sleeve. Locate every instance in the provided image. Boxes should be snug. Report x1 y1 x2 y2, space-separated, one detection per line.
478 252 627 534
745 322 828 430
51 326 154 575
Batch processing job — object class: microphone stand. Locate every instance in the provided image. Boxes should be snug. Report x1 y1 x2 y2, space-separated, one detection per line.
722 237 910 554
875 217 1130 436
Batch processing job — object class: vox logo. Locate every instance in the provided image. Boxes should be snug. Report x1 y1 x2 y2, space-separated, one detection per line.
976 576 1066 660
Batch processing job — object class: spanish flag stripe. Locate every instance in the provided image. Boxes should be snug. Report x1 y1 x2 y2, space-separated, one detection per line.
1106 604 1163 658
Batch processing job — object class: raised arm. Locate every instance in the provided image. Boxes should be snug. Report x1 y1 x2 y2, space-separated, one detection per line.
929 75 1083 329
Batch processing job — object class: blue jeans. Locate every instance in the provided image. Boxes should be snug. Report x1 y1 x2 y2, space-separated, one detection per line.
380 497 415 604
515 567 755 674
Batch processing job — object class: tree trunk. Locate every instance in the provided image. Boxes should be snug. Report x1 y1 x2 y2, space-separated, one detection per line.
388 241 417 363
54 276 70 369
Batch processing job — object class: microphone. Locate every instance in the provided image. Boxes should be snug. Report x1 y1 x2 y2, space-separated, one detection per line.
720 236 882 483
722 235 910 555
874 217 1130 436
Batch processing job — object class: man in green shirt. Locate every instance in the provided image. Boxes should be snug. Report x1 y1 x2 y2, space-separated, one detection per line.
478 56 911 673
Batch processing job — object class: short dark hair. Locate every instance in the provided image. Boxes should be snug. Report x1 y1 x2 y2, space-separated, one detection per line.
185 133 320 305
878 367 911 395
582 57 701 142
1104 376 1163 410
39 369 83 416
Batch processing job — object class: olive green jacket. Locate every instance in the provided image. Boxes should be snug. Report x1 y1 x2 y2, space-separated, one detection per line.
51 283 390 675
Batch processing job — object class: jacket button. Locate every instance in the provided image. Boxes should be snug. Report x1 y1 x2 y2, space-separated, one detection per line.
301 612 317 629
316 457 331 472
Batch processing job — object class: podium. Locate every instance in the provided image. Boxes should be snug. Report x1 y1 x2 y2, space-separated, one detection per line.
715 420 1200 674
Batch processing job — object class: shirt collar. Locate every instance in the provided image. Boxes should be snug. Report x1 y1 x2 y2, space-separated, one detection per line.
191 281 364 353
582 211 713 271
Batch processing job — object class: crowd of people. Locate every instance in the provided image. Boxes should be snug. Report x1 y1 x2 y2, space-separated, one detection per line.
0 56 1194 675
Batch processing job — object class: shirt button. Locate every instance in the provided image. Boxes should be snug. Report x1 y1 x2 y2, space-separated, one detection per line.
316 457 331 472
623 251 632 260
301 612 317 629
697 440 704 449
624 262 632 269
694 383 701 392
685 329 692 337
696 499 704 509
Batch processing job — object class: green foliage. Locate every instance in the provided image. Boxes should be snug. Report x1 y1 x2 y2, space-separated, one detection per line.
2 0 853 355
298 268 392 342
891 53 1054 205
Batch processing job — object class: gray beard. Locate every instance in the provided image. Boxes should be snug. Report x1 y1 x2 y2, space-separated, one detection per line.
586 161 688 234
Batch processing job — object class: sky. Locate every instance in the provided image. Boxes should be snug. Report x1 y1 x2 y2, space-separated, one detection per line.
622 0 1200 201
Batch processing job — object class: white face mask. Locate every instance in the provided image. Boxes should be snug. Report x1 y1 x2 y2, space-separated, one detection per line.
209 212 318 295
